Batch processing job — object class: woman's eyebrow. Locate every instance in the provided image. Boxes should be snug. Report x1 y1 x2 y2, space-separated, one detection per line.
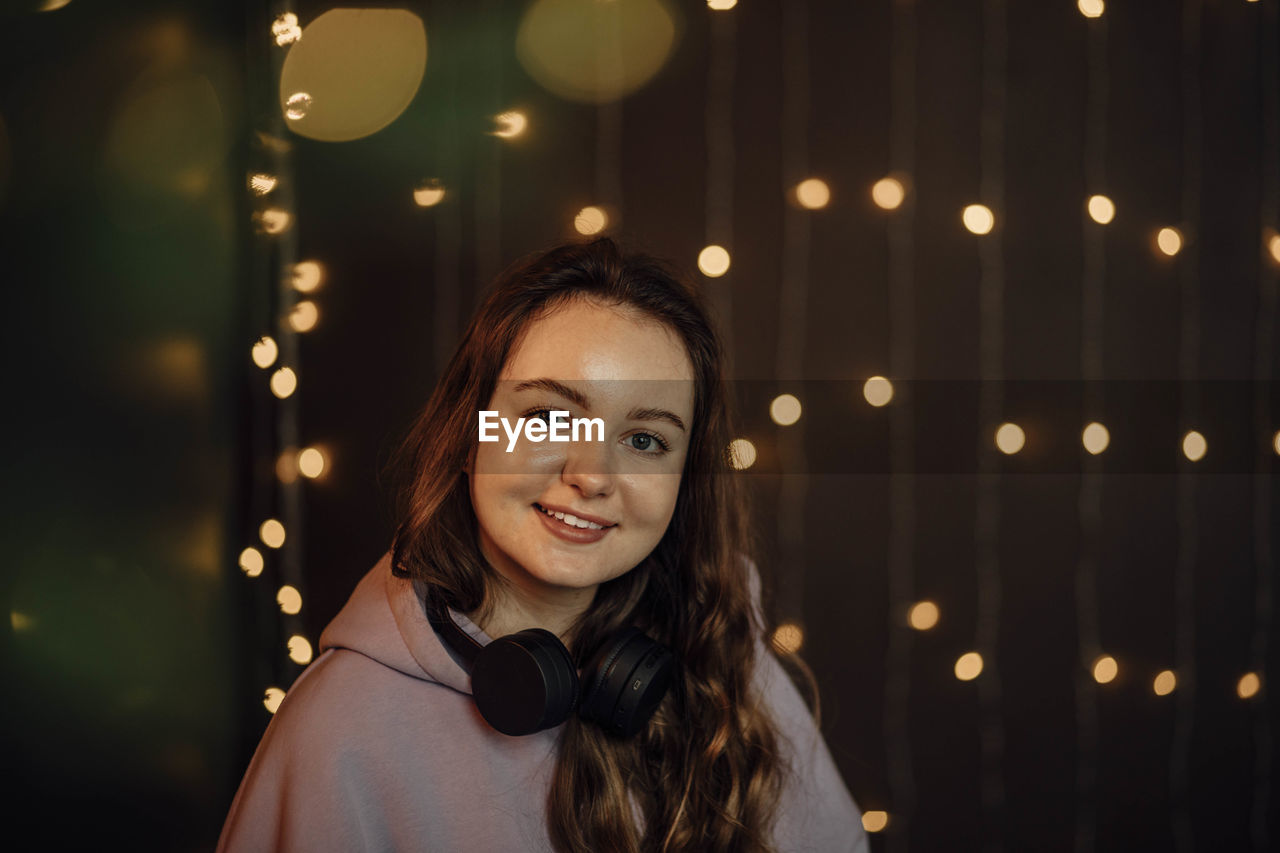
510 378 687 433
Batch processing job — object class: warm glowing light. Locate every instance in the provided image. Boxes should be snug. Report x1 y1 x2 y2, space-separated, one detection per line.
11 611 33 632
1273 430 1280 456
260 519 286 549
794 178 830 210
1268 233 1280 265
1082 422 1110 455
1078 0 1104 17
727 438 757 470
863 376 894 407
1087 194 1115 224
771 622 804 654
239 547 265 577
963 204 994 235
862 811 889 833
1182 430 1207 462
698 245 731 277
1156 227 1183 256
770 394 802 426
708 0 738 8
272 13 302 46
292 260 323 293
908 601 939 631
493 111 527 139
277 585 303 615
251 336 278 369
288 635 313 665
270 367 298 399
288 300 319 333
414 181 445 207
298 447 326 479
1092 655 1118 684
276 451 299 485
872 178 905 210
1237 672 1261 699
38 0 72 11
263 687 286 714
257 208 292 234
1154 670 1177 696
280 10 427 142
574 205 608 235
516 0 676 103
995 422 1025 455
955 652 984 681
248 173 278 195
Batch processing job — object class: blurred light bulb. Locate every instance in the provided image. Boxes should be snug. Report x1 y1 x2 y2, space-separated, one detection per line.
1092 655 1118 684
1082 422 1109 455
414 181 445 207
863 376 893 407
698 245 731 277
771 622 804 654
862 811 889 833
995 423 1025 455
239 547 265 577
260 519 286 549
277 585 303 615
263 687 286 714
574 205 608 235
248 173 278 195
1087 194 1115 224
770 394 802 426
257 208 293 234
493 110 527 138
1153 670 1177 696
871 178 905 210
292 261 323 293
272 13 302 46
1237 672 1261 699
271 367 297 399
288 300 319 333
298 447 326 479
908 601 939 631
288 635 313 665
727 438 756 470
794 178 830 210
1078 0 1104 17
284 92 313 121
955 652 984 681
1182 430 1207 462
252 336 278 369
963 204 994 235
1156 227 1183 256
707 0 737 9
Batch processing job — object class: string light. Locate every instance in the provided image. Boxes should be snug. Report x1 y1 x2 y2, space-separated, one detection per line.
862 376 894 407
769 394 802 426
707 0 737 9
1092 654 1118 684
1267 232 1280 265
1156 227 1183 257
298 447 326 479
1181 430 1207 462
270 367 298 399
292 261 323 293
275 451 299 485
248 173 278 195
771 622 804 654
1273 430 1280 456
962 204 995 235
1237 672 1261 699
288 300 319 333
861 811 889 833
793 178 830 210
239 547 264 577
955 652 984 681
1154 670 1177 696
1078 0 1104 18
574 206 608 235
1082 421 1110 455
1087 194 1115 224
871 177 905 210
277 585 303 615
260 519 286 549
413 181 445 207
727 438 757 470
697 245 731 277
287 635 313 665
263 687 286 714
995 422 1025 455
283 92 313 121
492 111 527 139
256 208 293 234
251 336 278 369
908 600 939 631
272 13 302 46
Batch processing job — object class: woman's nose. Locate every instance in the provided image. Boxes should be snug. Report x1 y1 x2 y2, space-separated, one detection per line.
560 436 615 497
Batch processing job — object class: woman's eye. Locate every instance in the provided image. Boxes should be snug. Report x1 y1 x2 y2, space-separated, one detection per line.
626 432 669 454
529 409 553 424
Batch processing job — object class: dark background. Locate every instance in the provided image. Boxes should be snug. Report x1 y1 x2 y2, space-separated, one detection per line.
1 0 1277 850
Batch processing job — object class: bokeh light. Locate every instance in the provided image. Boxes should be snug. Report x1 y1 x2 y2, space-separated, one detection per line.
288 635 313 665
1087 194 1115 224
1182 430 1207 462
277 585 303 615
251 336 278 369
908 601 939 631
272 12 302 46
955 652 984 681
270 367 298 399
995 422 1025 455
698 245 731 277
872 177 905 210
963 204 995 235
863 376 894 407
257 208 292 234
276 451 299 485
770 394 802 426
239 547 264 577
1268 233 1280 265
1237 672 1261 699
1092 655 1118 684
862 811 889 833
1082 422 1110 455
574 205 608 235
280 9 427 141
708 0 738 9
263 687 286 714
248 173 278 195
260 519 286 549
516 0 677 104
794 178 830 210
493 110 528 139
288 301 319 333
414 181 445 207
727 438 757 470
298 447 327 479
1156 227 1183 256
1078 0 1104 17
771 622 804 654
292 260 324 293
1153 670 1177 696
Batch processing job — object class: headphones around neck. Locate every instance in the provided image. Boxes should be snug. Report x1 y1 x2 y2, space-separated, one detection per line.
422 587 675 738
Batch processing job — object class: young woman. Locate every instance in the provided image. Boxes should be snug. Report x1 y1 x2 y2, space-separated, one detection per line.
218 238 867 852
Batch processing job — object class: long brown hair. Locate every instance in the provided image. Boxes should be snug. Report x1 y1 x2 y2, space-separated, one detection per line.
389 237 797 852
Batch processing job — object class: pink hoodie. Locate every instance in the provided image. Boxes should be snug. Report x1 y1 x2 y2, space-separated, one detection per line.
217 553 868 852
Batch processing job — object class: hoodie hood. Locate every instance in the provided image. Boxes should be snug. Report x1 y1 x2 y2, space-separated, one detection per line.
318 551 490 696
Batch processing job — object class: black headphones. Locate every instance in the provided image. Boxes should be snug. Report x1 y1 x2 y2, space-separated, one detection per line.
422 588 675 738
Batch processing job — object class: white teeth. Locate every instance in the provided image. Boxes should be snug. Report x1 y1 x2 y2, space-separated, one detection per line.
538 505 606 530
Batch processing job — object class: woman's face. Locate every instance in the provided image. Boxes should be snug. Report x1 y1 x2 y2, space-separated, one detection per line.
467 297 695 603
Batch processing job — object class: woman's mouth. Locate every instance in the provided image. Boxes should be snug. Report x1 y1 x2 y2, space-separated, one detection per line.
533 503 614 543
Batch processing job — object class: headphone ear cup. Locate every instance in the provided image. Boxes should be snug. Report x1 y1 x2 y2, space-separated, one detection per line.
579 628 674 738
471 629 579 736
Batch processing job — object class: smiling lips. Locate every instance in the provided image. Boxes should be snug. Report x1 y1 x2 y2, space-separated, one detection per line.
534 502 615 543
